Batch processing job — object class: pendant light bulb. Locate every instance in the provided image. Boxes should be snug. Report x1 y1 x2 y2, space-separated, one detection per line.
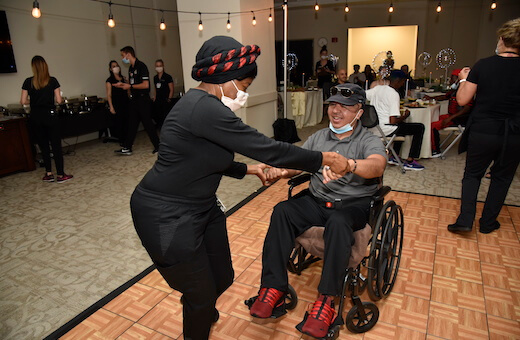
389 3 394 13
226 12 231 30
436 2 442 12
159 12 166 30
491 1 497 10
32 0 41 18
107 2 115 28
345 2 350 13
198 12 203 31
268 8 273 22
252 11 256 26
315 1 320 11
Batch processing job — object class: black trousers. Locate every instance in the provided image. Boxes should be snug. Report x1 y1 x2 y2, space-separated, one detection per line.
130 186 233 340
29 115 64 175
391 122 425 159
124 95 159 150
456 131 520 229
261 194 371 296
152 98 173 128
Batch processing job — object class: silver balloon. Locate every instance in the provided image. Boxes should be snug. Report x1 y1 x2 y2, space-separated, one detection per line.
417 52 432 68
282 52 298 71
436 48 456 69
372 51 391 79
328 54 339 68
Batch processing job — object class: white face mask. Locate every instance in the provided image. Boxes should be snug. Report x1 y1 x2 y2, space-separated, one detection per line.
450 82 459 90
321 55 329 60
329 109 361 134
155 67 164 73
112 66 120 74
220 80 249 112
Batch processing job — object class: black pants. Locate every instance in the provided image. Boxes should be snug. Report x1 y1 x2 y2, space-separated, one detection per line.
456 131 520 229
125 95 159 150
29 115 64 175
261 194 371 296
391 122 425 159
111 98 129 142
130 186 233 340
152 98 173 129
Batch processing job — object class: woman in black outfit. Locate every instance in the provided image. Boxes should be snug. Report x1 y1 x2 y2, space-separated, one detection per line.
152 59 174 128
315 45 335 89
20 56 73 183
130 36 350 340
106 60 129 143
448 18 520 234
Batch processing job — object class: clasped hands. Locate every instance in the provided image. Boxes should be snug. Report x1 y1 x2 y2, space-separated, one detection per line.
248 152 351 186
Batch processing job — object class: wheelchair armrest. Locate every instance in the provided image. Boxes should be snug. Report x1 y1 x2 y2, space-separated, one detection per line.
288 173 312 187
372 185 391 202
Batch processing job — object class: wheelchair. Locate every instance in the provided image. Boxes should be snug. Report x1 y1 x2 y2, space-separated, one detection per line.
246 173 404 339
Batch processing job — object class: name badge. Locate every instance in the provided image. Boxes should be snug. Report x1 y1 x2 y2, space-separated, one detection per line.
130 78 135 85
156 83 161 88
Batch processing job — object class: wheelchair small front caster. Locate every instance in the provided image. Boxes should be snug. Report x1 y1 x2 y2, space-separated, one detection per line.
346 302 379 333
326 325 340 339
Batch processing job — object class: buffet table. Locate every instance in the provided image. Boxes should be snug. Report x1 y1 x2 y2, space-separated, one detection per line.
399 100 449 159
279 90 323 129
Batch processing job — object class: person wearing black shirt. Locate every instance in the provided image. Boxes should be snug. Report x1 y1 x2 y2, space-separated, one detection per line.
20 55 73 183
105 60 129 143
152 59 174 128
448 18 520 234
114 46 160 155
130 36 352 340
315 46 335 89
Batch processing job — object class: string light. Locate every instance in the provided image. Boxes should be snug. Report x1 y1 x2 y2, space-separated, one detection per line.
344 1 350 13
198 12 203 31
491 1 497 10
226 12 231 30
159 11 166 30
314 1 320 11
389 2 394 13
436 1 442 13
32 0 41 18
251 11 256 26
268 8 273 22
107 1 115 27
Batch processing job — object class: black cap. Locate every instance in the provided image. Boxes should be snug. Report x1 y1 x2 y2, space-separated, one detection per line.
325 83 366 106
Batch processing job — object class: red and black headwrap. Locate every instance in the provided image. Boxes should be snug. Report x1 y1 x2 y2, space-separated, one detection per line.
192 36 261 84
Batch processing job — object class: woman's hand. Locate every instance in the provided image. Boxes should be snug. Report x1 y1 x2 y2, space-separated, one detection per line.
459 67 470 80
109 106 116 114
247 164 269 186
321 152 351 183
265 167 290 184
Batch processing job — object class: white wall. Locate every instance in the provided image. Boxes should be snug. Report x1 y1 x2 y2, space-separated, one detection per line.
275 0 520 81
176 0 277 137
0 0 184 107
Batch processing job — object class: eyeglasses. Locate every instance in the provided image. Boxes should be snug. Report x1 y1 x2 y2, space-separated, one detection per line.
330 87 355 97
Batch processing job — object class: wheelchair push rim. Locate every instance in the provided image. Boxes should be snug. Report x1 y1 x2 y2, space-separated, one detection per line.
367 200 404 301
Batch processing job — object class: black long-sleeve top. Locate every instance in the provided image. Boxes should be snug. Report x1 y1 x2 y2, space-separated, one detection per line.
139 88 323 199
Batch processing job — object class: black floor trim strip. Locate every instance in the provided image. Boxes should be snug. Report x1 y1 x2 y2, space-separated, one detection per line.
392 189 520 207
44 185 269 339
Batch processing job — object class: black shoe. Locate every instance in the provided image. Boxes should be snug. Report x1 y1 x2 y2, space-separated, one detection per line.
213 309 219 323
447 223 472 233
115 147 133 155
479 221 500 234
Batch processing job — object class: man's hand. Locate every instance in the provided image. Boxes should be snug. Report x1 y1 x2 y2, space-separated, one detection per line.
441 117 452 128
321 152 351 183
114 82 131 90
265 167 290 184
247 164 269 186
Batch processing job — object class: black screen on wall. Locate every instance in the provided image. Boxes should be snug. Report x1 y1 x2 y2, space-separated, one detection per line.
0 11 17 73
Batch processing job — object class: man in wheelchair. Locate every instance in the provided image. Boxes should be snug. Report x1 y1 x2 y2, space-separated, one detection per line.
247 83 387 338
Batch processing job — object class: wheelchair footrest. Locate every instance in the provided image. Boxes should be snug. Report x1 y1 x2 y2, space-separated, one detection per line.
244 295 288 319
295 311 341 340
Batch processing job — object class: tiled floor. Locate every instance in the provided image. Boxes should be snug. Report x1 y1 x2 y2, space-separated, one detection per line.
60 179 520 340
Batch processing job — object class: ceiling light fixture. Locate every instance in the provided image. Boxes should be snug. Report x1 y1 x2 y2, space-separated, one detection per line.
226 12 231 30
345 1 350 13
32 0 41 18
107 1 115 28
198 12 203 31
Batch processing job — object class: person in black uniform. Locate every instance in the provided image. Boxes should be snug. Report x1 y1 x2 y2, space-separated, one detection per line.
114 46 160 155
105 60 129 144
448 18 520 234
152 59 174 129
130 36 352 340
20 55 73 183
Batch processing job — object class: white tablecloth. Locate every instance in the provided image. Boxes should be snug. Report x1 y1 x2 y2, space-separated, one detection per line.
279 90 323 129
400 103 442 159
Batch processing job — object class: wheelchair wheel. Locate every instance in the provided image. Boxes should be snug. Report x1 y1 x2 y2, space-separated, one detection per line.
286 284 298 310
345 302 379 333
367 200 404 301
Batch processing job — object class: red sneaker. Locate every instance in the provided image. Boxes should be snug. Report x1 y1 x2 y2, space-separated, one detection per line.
301 295 336 338
42 174 55 182
57 174 74 183
249 287 285 318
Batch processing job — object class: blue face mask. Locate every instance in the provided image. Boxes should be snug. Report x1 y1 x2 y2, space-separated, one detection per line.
122 57 130 64
329 110 361 134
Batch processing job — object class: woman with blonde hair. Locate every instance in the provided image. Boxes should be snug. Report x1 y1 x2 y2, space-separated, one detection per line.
448 18 520 234
21 56 73 182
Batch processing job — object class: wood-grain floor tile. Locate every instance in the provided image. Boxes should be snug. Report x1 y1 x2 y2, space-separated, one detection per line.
137 295 183 339
61 308 133 340
117 323 173 339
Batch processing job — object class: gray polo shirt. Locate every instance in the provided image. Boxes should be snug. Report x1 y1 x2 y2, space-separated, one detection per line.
302 124 387 201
